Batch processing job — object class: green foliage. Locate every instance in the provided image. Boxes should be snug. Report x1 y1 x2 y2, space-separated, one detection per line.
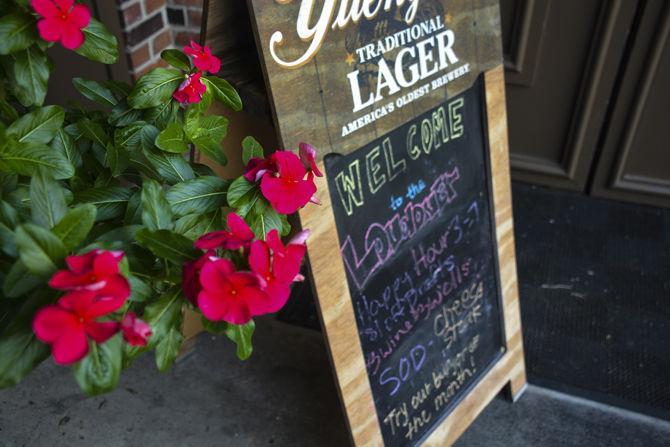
160 49 191 71
128 68 183 109
4 46 50 107
0 13 298 395
141 180 173 231
15 223 66 276
73 78 118 107
226 321 255 360
203 76 242 111
73 335 123 396
242 136 264 164
75 19 119 64
0 12 36 56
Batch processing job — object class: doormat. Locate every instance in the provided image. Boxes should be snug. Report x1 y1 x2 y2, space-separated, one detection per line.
512 182 670 420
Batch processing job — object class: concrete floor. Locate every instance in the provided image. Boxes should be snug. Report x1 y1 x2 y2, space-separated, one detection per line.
1 317 669 447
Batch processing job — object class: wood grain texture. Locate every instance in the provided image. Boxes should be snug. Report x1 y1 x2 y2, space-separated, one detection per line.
299 65 525 446
299 167 384 446
246 0 503 159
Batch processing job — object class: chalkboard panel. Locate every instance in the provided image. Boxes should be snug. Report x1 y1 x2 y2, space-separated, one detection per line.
324 77 505 446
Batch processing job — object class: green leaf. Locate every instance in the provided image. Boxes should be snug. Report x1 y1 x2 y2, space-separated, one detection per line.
104 80 132 97
142 148 195 185
6 105 64 144
3 260 40 297
160 49 191 71
5 45 49 107
114 121 158 152
144 101 181 129
73 78 117 107
0 140 74 179
226 320 255 360
166 176 228 217
52 204 96 250
203 76 242 111
123 191 142 225
128 275 152 303
138 287 183 369
249 203 286 238
136 228 197 263
155 327 183 372
29 167 67 228
75 18 119 64
201 317 228 334
128 68 183 109
108 101 143 127
106 144 129 176
75 186 133 221
15 223 66 276
226 176 257 210
73 335 123 396
174 210 222 240
242 136 264 164
0 325 49 389
0 221 16 257
155 122 188 153
141 179 173 231
193 136 227 166
51 128 82 168
0 12 36 55
77 118 109 147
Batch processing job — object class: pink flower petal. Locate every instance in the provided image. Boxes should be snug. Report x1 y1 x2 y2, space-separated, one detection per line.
227 213 254 241
68 3 91 28
85 321 120 343
60 23 85 50
33 306 78 343
36 18 62 42
51 328 89 365
31 0 60 17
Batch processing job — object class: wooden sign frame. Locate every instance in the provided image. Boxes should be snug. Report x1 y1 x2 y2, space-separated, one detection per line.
298 66 526 445
205 1 528 444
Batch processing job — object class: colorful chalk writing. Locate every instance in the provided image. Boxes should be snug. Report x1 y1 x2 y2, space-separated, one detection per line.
325 79 505 447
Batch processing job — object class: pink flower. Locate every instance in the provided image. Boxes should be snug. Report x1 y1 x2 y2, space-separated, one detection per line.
31 0 91 50
243 157 275 183
195 213 254 251
173 72 207 104
197 258 271 325
49 250 130 305
33 290 124 365
299 143 323 177
182 251 216 305
249 230 307 313
266 229 307 283
121 312 152 347
260 151 317 215
183 41 221 74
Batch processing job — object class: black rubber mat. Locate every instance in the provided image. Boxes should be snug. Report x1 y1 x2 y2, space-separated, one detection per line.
513 182 670 419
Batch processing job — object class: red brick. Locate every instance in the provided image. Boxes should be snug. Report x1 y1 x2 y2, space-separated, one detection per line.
128 43 150 69
152 29 172 54
122 2 142 27
186 8 202 28
145 0 166 14
174 31 200 46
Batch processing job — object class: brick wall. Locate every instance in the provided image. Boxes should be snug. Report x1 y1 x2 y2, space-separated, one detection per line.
117 0 204 79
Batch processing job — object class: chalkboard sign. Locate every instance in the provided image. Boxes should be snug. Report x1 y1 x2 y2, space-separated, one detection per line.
233 0 527 444
324 78 504 446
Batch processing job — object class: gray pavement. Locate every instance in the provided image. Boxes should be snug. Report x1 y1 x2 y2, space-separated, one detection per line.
1 317 669 446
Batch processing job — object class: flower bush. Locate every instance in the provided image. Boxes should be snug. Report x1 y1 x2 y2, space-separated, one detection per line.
0 0 319 394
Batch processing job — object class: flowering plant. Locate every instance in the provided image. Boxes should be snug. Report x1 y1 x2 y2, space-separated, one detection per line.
0 0 320 394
